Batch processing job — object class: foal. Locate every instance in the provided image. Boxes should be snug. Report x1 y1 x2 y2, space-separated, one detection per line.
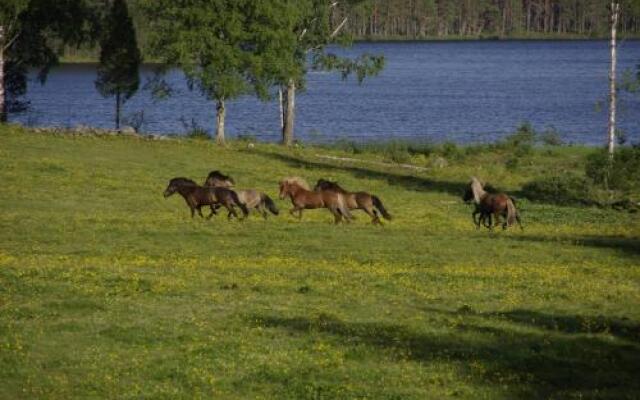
164 178 248 220
463 177 522 230
314 179 392 225
279 177 353 224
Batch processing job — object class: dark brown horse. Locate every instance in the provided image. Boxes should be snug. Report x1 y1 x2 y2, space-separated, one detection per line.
463 177 522 230
164 177 248 220
279 177 353 224
204 170 235 188
313 179 391 225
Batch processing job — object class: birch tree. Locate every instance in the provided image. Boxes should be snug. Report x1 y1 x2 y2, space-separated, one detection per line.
279 0 385 146
142 0 251 145
608 1 620 157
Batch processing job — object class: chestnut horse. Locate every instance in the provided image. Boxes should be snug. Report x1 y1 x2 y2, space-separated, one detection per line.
164 177 248 220
463 177 522 230
313 179 391 225
279 177 353 224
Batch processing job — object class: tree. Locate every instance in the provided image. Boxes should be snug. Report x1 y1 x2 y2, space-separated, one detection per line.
0 0 95 122
279 0 385 146
608 1 620 157
142 0 253 145
95 0 141 130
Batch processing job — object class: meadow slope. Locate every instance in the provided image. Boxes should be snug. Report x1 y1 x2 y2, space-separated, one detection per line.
0 126 639 399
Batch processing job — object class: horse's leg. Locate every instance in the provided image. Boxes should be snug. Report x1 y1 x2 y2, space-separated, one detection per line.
196 205 205 218
258 205 268 219
226 204 239 220
363 206 379 225
472 209 481 229
331 208 342 224
516 213 524 230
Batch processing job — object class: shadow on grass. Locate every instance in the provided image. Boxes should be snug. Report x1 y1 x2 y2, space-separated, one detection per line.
253 150 467 197
251 311 640 398
505 234 640 258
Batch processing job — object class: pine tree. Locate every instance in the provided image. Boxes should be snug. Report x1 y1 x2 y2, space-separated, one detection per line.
95 0 141 131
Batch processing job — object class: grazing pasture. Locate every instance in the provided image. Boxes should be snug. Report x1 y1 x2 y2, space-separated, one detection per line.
0 125 639 399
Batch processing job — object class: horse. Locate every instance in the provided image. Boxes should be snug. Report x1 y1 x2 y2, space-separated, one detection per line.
204 170 235 188
313 179 392 225
203 175 279 219
163 177 248 220
235 189 279 219
279 177 353 224
463 177 522 230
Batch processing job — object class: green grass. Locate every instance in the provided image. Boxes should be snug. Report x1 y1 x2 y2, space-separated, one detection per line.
0 125 639 399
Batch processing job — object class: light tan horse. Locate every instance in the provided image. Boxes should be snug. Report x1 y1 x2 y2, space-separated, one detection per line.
463 177 522 230
279 177 353 224
313 179 392 225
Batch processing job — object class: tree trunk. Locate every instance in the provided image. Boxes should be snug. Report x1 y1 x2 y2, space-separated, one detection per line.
282 79 295 146
115 91 121 130
0 26 6 123
216 99 226 145
608 1 619 158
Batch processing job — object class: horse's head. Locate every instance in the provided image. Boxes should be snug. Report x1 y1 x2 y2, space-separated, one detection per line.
464 177 485 204
462 185 474 203
164 177 197 198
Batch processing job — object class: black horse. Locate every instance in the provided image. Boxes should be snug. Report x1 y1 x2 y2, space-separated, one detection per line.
163 177 248 220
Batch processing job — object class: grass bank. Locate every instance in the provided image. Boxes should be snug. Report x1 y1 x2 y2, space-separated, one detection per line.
0 125 639 399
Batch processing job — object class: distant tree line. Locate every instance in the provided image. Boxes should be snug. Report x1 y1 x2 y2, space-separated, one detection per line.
335 0 640 39
61 0 640 61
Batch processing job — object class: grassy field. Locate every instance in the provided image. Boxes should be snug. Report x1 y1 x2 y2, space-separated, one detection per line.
0 125 639 399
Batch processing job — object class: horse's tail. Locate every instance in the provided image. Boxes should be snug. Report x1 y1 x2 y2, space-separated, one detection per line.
262 194 279 215
372 195 392 220
231 190 249 217
506 197 517 227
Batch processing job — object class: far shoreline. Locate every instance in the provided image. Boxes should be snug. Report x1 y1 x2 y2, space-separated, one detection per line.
60 36 640 64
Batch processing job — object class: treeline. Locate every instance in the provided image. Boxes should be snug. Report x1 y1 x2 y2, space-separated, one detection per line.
62 0 640 61
336 0 640 39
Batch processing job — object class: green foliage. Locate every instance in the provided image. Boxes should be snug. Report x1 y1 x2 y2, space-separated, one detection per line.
586 146 640 192
95 0 141 103
521 175 594 206
1 0 96 115
142 0 249 102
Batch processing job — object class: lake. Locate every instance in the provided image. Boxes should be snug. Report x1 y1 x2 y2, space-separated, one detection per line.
12 40 640 145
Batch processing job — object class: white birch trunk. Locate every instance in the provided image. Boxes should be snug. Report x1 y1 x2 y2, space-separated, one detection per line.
216 99 226 145
282 79 295 146
0 26 6 123
608 1 619 157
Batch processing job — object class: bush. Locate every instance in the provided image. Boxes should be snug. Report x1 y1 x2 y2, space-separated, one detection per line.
504 122 536 148
586 146 640 192
521 175 594 206
540 127 564 146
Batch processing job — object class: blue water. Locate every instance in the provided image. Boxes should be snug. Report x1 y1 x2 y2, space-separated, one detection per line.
13 40 640 144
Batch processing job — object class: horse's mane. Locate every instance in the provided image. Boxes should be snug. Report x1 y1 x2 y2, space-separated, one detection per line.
469 176 486 203
170 177 199 186
207 170 235 183
281 176 310 190
316 179 347 193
